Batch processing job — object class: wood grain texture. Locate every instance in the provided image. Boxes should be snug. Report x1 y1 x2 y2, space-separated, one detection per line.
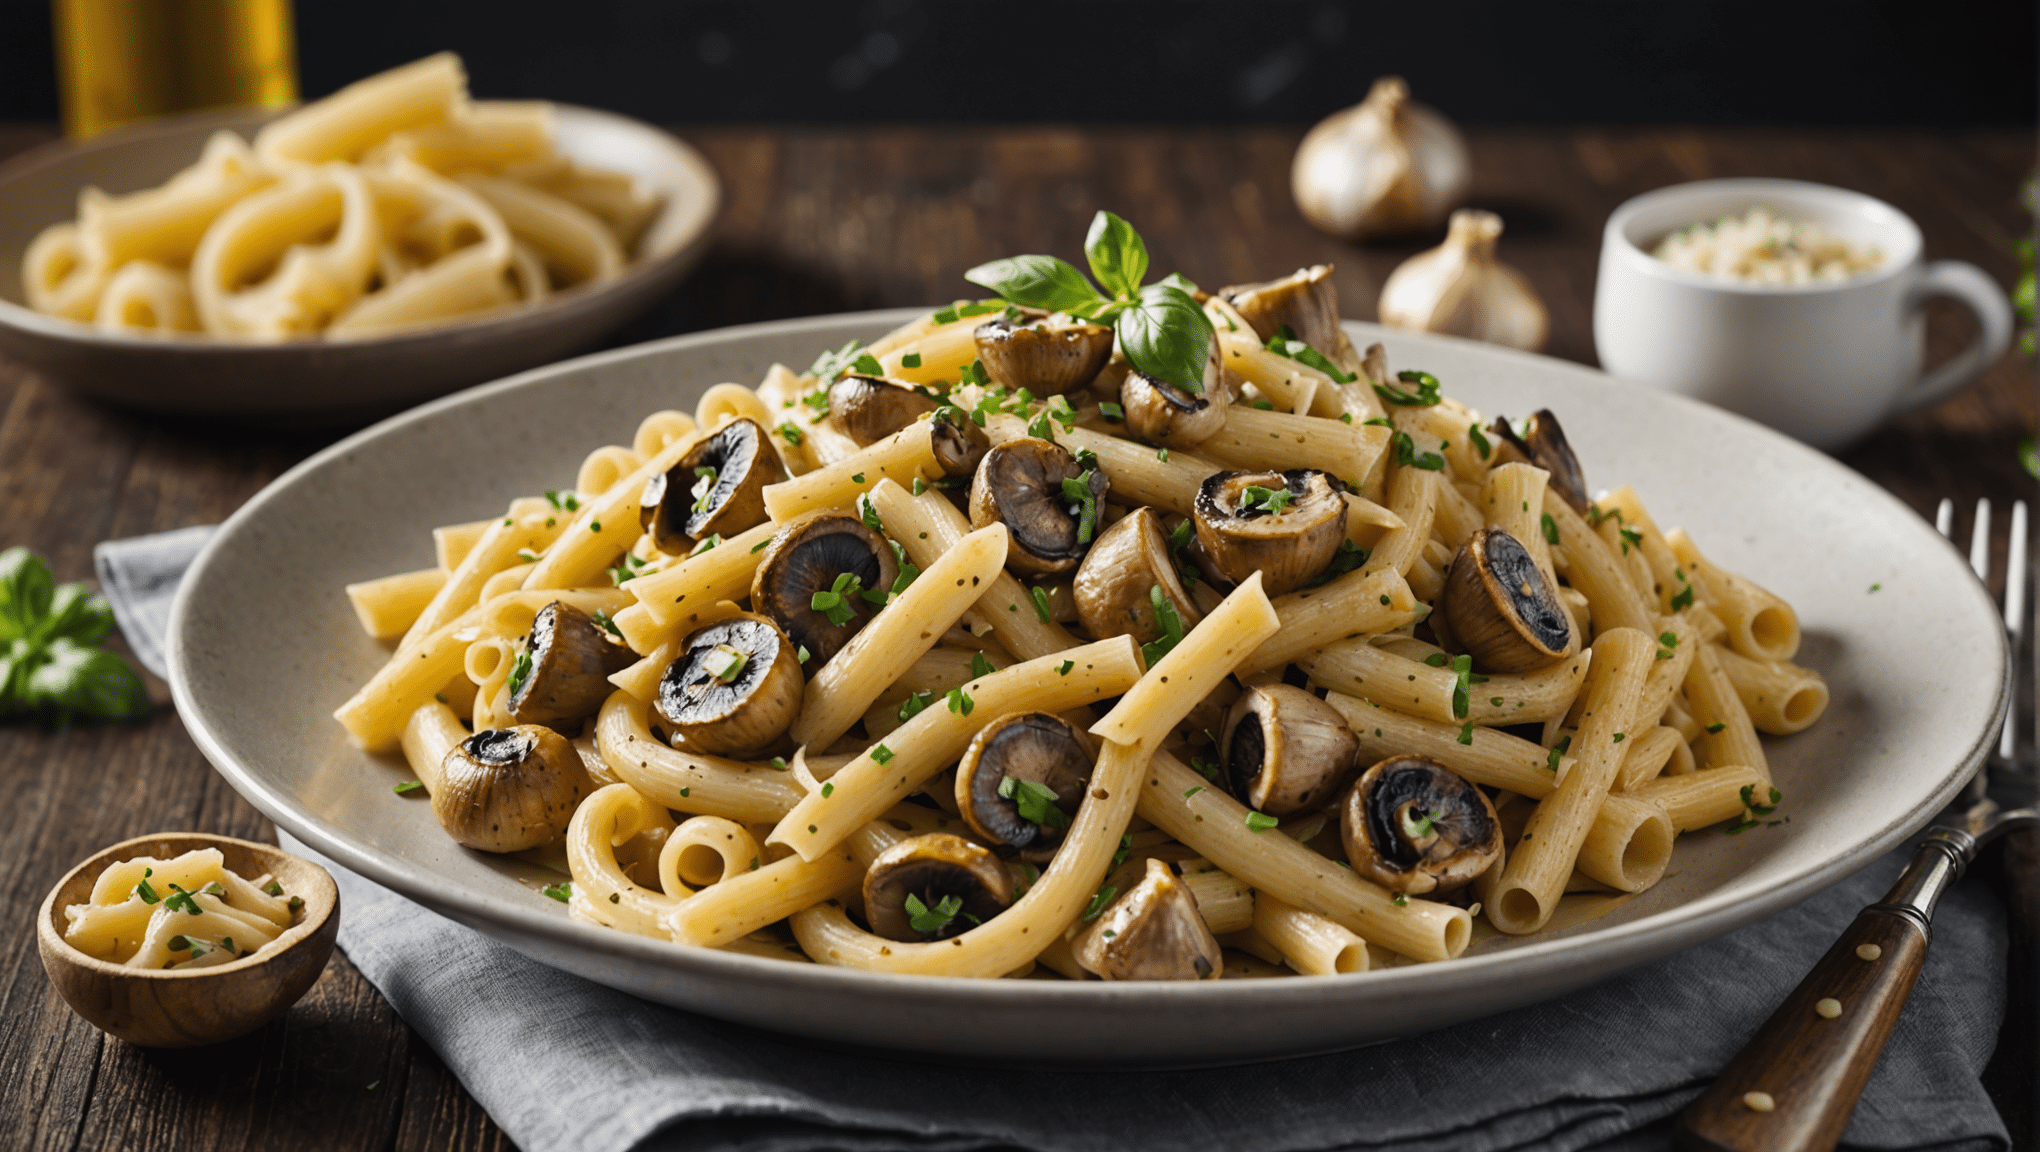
0 121 2029 1150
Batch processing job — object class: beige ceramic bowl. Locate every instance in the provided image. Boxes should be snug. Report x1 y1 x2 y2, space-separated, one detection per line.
38 832 339 1048
0 105 719 425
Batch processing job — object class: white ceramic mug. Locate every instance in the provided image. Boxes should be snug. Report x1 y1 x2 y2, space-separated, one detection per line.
1593 178 2012 451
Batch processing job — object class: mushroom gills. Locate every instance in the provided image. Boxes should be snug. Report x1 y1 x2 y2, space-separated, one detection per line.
955 711 1095 861
828 375 940 446
641 418 786 552
1442 528 1571 673
973 317 1116 396
1072 857 1224 981
1218 265 1341 356
1486 410 1589 515
433 725 591 854
862 832 1014 942
751 512 899 668
969 437 1104 577
1191 469 1348 596
1222 683 1358 816
506 600 639 733
654 612 804 756
1340 755 1502 897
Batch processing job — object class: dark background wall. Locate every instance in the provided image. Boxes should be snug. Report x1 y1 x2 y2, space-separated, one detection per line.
1 0 2034 125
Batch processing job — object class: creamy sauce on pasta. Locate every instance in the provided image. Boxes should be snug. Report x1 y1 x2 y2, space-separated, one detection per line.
65 848 298 969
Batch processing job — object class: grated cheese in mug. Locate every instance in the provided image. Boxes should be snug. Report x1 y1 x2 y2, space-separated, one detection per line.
1652 208 1883 286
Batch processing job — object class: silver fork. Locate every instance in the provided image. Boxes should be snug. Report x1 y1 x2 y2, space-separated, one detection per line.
1675 498 2037 1152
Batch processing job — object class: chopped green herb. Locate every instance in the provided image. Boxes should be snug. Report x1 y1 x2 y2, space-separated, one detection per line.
1612 732 1626 743
1458 720 1476 745
905 892 964 934
1191 754 1222 781
1451 654 1475 718
858 492 884 532
1546 734 1571 772
777 421 805 445
162 885 201 915
902 352 923 368
821 782 834 798
810 571 866 626
264 880 284 897
592 609 624 639
690 535 721 557
1374 369 1442 407
1000 776 1069 828
1245 811 1280 832
945 687 975 716
1031 585 1053 623
288 896 303 913
1240 484 1295 515
1099 401 1126 421
1060 470 1102 544
970 651 996 679
1393 430 1446 471
1424 652 1449 667
1706 722 1726 734
393 779 425 795
1338 412 1354 424
136 870 161 904
1082 885 1119 922
540 882 572 903
1670 585 1695 611
851 472 866 484
1393 894 1409 907
1140 585 1187 666
898 690 934 721
1156 447 1171 462
507 648 533 699
808 338 866 383
770 756 789 770
797 645 811 664
1468 422 1492 458
1619 526 1643 554
1263 326 1357 383
1542 513 1560 546
873 744 896 764
1252 399 1275 411
590 520 602 533
751 537 773 553
703 644 749 683
1868 583 1882 594
1111 833 1133 870
609 892 621 904
850 352 884 376
912 477 927 496
1184 786 1204 798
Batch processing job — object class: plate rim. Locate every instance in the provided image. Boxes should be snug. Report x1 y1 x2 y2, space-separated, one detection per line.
167 309 2009 1013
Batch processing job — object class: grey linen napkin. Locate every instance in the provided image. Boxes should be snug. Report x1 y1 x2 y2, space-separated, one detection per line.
108 527 2012 1152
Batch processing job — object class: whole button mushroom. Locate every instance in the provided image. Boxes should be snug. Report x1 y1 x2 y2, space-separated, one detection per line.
1072 507 1202 645
653 612 804 756
434 725 593 853
862 832 1014 942
1340 755 1502 897
954 711 1095 862
1192 469 1347 596
506 600 639 733
972 317 1116 396
750 511 899 668
827 375 938 446
1442 528 1572 673
640 417 786 553
1221 682 1359 817
1119 337 1231 447
968 437 1108 578
1485 409 1589 515
1218 264 1342 358
1072 857 1224 981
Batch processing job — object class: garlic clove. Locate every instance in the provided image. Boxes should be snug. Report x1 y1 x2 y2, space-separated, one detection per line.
1377 209 1548 352
1292 77 1470 241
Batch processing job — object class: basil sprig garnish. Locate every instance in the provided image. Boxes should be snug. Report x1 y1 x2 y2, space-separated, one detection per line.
0 548 149 725
965 211 1216 395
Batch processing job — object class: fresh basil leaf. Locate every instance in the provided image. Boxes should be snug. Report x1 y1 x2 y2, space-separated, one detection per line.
0 637 37 710
24 637 150 721
1116 283 1214 395
1083 210 1149 299
963 255 1102 313
0 547 54 643
1158 272 1200 295
39 583 114 646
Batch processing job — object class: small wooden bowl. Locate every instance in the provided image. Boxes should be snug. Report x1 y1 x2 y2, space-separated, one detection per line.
37 832 340 1048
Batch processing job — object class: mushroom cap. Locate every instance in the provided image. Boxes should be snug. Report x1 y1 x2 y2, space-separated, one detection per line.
828 375 940 446
1219 264 1341 357
506 600 640 733
750 512 899 668
1487 409 1588 516
653 612 804 756
1442 528 1571 673
1118 338 1229 446
432 725 592 853
968 437 1104 577
930 410 991 478
641 418 787 552
862 832 1014 942
1073 857 1223 981
973 318 1116 396
1192 469 1348 596
1340 755 1502 897
955 711 1095 860
1221 682 1358 816
1072 507 1202 645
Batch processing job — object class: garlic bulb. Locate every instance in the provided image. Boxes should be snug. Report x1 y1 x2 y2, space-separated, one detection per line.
1378 209 1548 352
1291 77 1470 241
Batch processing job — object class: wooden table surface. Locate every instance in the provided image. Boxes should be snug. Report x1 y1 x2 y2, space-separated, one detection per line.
0 122 2031 1151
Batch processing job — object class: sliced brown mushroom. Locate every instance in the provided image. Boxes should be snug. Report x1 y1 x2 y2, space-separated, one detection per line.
1119 337 1230 446
433 725 592 853
828 375 940 446
1486 409 1588 515
1442 528 1571 672
653 612 804 756
1340 755 1502 897
974 317 1116 396
1192 469 1347 596
954 711 1094 862
1222 683 1358 816
1072 857 1223 981
640 418 787 552
751 512 899 668
506 600 640 733
1219 264 1341 356
862 832 1014 942
1072 506 1202 644
968 437 1107 577
930 409 991 478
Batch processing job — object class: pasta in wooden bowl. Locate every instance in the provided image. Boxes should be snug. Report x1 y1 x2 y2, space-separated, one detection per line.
332 218 1827 983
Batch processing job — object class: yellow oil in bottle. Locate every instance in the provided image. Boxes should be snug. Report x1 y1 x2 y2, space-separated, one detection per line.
53 0 297 138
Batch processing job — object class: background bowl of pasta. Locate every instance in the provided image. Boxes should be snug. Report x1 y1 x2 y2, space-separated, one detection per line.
0 55 719 424
164 308 2006 1064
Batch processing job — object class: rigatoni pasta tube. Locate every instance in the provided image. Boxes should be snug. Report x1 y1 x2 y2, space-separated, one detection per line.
867 480 1076 659
1595 486 1685 612
762 422 940 523
1235 568 1420 675
1573 793 1673 893
1487 627 1653 934
1713 646 1830 735
1092 573 1279 748
1137 750 1469 962
1299 638 1587 726
347 567 447 641
1614 725 1686 792
1544 492 1651 637
434 518 490 571
595 690 805 822
399 701 468 793
790 524 1010 749
564 783 679 938
1253 893 1371 975
1359 465 1438 579
401 496 554 648
1325 691 1576 797
983 413 1218 518
661 845 863 948
773 637 1144 861
1686 643 1770 782
627 521 777 630
1664 529 1800 663
1180 863 1255 935
1198 407 1390 484
525 428 703 590
1626 765 1767 832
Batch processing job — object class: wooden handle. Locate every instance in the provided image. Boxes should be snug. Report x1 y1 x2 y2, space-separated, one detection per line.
1674 905 1928 1152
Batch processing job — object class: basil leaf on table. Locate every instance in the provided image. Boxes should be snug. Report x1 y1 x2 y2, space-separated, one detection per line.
39 582 116 647
0 546 151 723
0 546 54 642
24 637 150 722
1084 210 1149 299
1116 283 1215 395
963 255 1103 314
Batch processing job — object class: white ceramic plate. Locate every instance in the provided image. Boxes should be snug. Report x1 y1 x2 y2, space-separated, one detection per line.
169 311 2005 1064
0 105 718 424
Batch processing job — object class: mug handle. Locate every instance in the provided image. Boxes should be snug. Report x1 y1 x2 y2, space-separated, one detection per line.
1890 260 2014 414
